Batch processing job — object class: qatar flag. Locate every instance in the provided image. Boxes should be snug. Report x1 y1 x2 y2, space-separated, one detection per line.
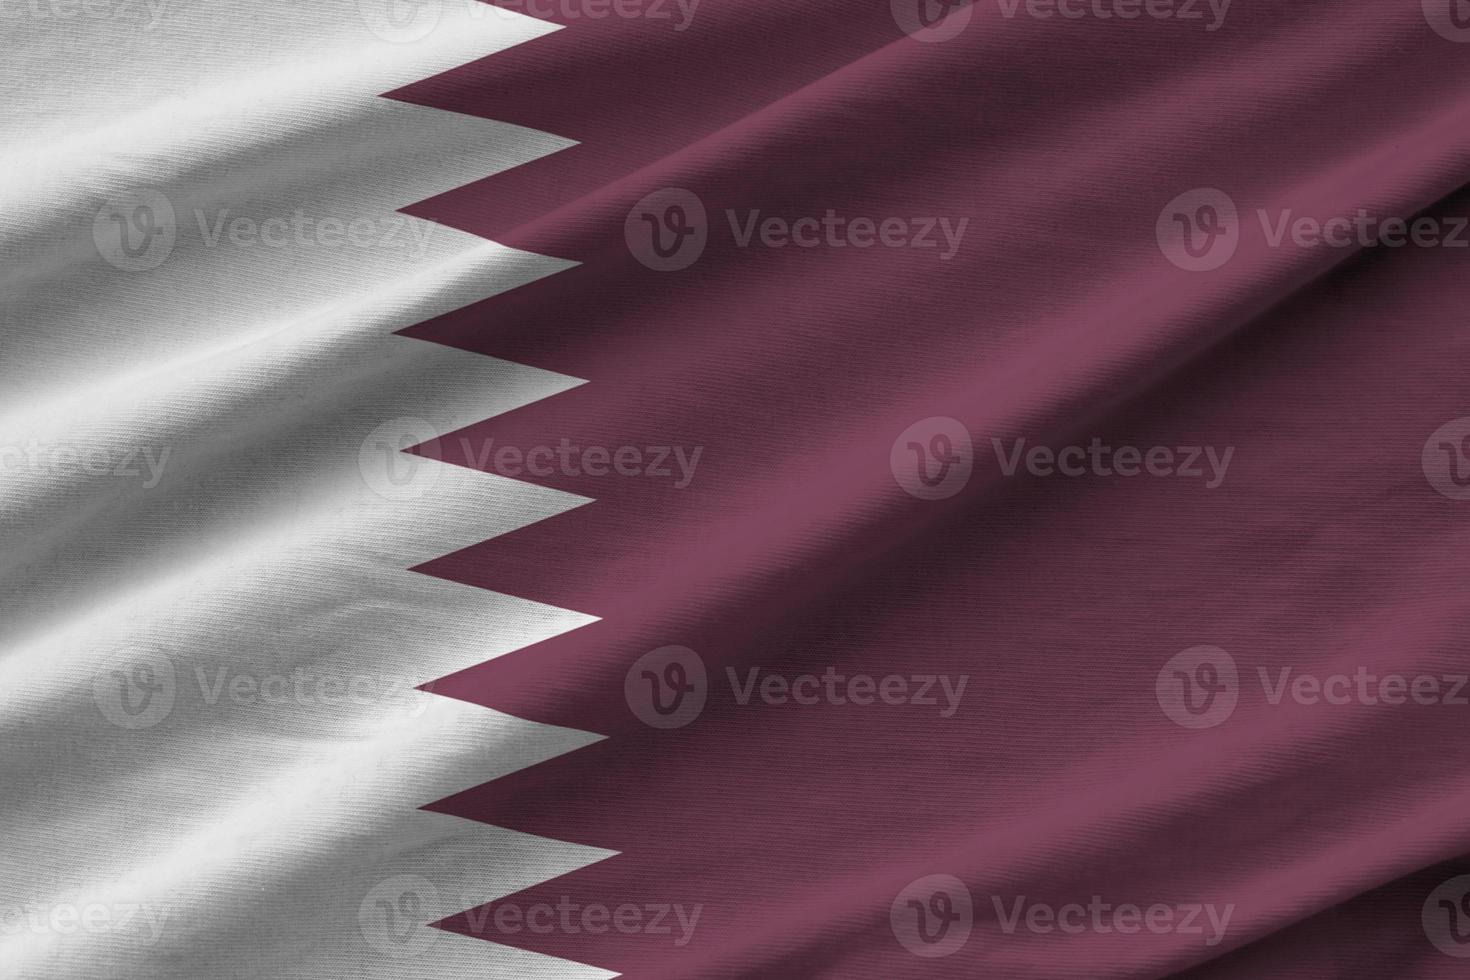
5 0 1470 977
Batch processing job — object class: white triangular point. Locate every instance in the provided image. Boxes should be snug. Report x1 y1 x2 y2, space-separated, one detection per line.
0 3 613 977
